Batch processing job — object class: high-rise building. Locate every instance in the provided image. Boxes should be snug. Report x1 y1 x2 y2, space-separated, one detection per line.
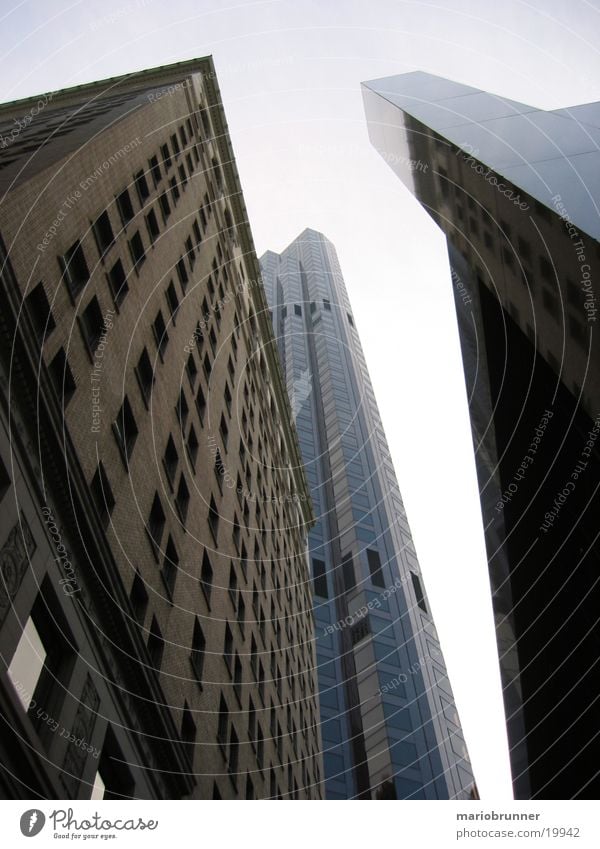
0 59 324 800
260 229 475 799
363 71 600 799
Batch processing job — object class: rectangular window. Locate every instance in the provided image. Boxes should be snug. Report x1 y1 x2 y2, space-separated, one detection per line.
161 143 172 170
166 282 179 320
152 309 168 358
135 347 154 404
367 549 385 588
116 188 134 226
134 169 150 204
148 492 166 550
113 395 138 460
130 571 148 624
163 434 178 486
107 258 129 306
49 347 76 405
147 616 164 669
162 535 178 599
191 618 206 685
146 208 160 244
410 571 427 613
60 240 89 298
129 231 146 271
25 282 56 343
90 462 115 528
92 210 115 256
176 474 190 522
159 191 171 222
312 558 328 598
149 155 162 186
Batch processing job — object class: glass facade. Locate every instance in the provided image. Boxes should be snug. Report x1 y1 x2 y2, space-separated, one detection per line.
260 230 475 799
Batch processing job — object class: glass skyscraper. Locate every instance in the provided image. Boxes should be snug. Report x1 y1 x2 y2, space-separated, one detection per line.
260 229 475 799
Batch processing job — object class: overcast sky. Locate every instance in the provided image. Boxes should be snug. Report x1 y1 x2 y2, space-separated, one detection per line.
2 0 599 800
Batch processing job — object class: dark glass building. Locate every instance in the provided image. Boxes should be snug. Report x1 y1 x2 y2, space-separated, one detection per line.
363 71 600 799
260 229 475 799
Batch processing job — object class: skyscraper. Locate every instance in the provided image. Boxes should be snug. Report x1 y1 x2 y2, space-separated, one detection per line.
260 229 475 799
0 59 323 799
363 71 600 799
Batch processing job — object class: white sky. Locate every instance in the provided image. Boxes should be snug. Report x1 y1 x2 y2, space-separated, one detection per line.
2 0 599 801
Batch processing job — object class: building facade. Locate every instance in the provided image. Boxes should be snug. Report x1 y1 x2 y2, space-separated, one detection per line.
363 71 600 799
260 229 475 799
0 59 323 800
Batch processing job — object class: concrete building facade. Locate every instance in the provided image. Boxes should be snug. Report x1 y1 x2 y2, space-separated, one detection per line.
0 59 323 800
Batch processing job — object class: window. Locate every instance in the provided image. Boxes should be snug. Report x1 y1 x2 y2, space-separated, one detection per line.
294 304 302 316
149 155 161 185
129 571 148 624
161 143 172 170
341 552 356 592
186 353 198 388
92 210 115 256
176 388 189 428
312 558 327 598
8 581 76 734
217 695 228 747
179 164 188 188
147 616 164 669
196 384 206 425
129 231 146 271
323 299 331 311
200 550 213 605
228 562 238 606
7 616 46 711
181 702 196 762
367 549 385 588
26 282 56 342
219 413 229 450
347 313 354 327
90 462 115 528
162 535 178 599
186 236 196 268
228 726 239 779
351 616 370 645
135 347 154 404
146 208 160 244
177 258 189 291
113 395 138 460
60 239 89 298
148 492 166 551
49 347 76 405
0 453 10 502
233 654 242 703
208 495 219 541
224 623 233 672
187 423 199 466
134 169 150 204
193 219 202 246
107 258 129 306
79 296 105 355
166 281 179 320
170 176 180 203
159 191 171 222
116 188 134 226
410 571 427 613
152 309 168 358
176 474 190 522
163 435 178 485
